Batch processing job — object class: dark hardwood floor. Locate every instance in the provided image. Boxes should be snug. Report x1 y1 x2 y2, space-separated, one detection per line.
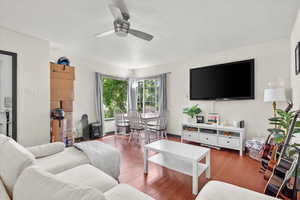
99 135 267 200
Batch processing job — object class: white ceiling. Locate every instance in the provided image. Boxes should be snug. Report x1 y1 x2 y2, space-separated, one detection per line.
0 0 299 69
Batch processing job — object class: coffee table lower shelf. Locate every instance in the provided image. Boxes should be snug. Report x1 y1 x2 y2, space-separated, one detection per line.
148 153 208 177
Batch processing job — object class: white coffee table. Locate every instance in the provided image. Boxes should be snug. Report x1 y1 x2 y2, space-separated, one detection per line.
144 140 211 195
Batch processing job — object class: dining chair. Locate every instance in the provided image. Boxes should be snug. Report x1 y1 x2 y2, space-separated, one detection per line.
127 111 144 143
114 112 129 135
146 111 168 142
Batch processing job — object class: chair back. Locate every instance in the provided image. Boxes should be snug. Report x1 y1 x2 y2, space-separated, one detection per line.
158 111 169 129
114 112 124 125
128 111 142 129
157 115 168 130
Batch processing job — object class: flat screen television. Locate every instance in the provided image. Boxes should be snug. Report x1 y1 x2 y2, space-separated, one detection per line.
190 59 255 100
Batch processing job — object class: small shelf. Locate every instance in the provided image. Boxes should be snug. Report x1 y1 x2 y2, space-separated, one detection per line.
218 130 240 138
199 128 217 134
148 153 208 177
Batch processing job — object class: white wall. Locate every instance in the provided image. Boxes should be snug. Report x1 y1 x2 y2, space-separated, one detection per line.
50 48 131 137
291 10 300 109
134 39 291 139
0 26 50 146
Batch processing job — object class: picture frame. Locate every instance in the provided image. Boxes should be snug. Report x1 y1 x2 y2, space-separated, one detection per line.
296 42 300 75
196 115 205 123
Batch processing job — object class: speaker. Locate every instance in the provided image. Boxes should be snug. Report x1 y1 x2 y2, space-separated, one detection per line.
89 122 102 139
81 114 90 140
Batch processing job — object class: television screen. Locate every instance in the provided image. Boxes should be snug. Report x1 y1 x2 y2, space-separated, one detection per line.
190 59 255 100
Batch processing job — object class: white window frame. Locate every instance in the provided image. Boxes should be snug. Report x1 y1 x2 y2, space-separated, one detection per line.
136 78 159 113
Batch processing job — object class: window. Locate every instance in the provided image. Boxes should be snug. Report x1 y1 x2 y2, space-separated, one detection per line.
102 77 128 119
136 79 159 113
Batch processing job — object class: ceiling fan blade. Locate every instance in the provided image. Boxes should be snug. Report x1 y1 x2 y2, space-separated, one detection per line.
128 29 154 41
95 30 115 38
110 0 130 19
108 4 123 19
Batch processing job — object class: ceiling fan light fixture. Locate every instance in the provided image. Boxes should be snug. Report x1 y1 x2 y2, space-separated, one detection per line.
114 19 129 37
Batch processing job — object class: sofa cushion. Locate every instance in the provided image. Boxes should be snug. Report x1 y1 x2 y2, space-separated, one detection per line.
27 142 65 158
196 181 279 200
13 166 106 200
56 164 118 192
35 147 90 174
0 177 10 200
104 184 155 200
0 138 35 196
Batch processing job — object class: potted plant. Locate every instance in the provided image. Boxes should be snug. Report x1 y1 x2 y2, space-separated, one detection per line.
268 108 300 157
183 105 202 123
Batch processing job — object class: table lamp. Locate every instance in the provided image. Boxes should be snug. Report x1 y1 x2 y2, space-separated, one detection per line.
264 88 287 117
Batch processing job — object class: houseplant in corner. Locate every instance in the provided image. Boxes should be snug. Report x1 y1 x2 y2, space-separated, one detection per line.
183 105 202 123
268 107 300 157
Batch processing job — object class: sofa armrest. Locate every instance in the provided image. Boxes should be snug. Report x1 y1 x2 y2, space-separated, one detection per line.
27 142 65 158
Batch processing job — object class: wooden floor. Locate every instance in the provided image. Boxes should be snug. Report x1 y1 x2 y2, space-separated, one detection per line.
99 135 267 200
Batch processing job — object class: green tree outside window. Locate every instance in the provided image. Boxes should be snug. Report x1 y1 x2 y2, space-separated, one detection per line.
102 77 128 118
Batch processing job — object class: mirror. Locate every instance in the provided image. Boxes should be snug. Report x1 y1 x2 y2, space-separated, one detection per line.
0 50 17 141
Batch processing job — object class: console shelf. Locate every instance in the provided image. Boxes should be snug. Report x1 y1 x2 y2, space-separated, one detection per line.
181 123 246 156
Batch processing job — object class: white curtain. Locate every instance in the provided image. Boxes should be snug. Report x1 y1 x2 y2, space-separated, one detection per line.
159 73 167 114
128 78 137 111
95 72 105 134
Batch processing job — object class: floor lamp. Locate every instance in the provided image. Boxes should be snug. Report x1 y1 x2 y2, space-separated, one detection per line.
264 88 287 118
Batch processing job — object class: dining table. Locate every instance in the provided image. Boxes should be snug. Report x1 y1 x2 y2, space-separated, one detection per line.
140 112 160 122
124 112 159 120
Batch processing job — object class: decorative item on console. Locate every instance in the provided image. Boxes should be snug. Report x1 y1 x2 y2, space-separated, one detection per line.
196 115 205 123
207 113 220 125
183 104 202 123
233 120 245 128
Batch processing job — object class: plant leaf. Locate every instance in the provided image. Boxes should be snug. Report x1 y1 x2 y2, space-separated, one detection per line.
293 128 300 134
295 121 300 127
273 133 285 143
269 117 282 122
269 122 281 126
276 109 286 117
267 128 284 133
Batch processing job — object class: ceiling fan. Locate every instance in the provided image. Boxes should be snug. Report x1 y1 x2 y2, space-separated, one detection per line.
96 0 154 41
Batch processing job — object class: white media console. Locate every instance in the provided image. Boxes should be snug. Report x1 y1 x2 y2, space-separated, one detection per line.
181 123 246 156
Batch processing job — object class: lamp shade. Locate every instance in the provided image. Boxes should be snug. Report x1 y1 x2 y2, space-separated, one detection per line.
264 88 287 102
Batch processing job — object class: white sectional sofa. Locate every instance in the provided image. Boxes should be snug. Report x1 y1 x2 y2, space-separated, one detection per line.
0 135 154 200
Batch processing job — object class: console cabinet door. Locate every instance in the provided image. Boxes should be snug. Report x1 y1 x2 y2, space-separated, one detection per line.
200 133 217 145
218 136 240 149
